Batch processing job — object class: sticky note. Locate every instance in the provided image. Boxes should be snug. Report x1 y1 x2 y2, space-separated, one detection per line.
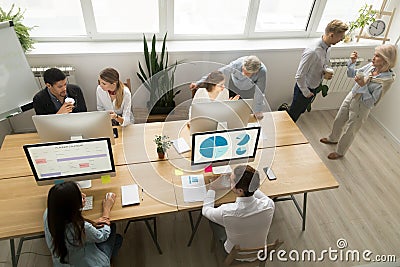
175 169 183 176
204 165 213 173
101 175 111 184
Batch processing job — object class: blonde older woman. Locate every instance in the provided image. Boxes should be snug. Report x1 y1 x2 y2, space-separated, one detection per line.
320 44 397 159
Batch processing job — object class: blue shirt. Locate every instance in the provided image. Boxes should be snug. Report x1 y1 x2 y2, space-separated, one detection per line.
295 38 331 96
197 56 267 113
43 210 111 267
348 61 396 109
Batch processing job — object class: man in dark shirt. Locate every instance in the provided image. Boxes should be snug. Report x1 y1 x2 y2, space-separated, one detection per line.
33 68 87 115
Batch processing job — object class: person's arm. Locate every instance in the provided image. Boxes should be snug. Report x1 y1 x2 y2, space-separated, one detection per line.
252 67 267 115
202 190 225 226
33 91 52 115
96 86 106 111
84 221 111 243
119 88 132 126
295 50 316 97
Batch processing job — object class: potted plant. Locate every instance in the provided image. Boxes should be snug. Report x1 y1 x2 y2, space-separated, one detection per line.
153 135 172 159
0 4 35 52
137 33 181 115
344 4 377 42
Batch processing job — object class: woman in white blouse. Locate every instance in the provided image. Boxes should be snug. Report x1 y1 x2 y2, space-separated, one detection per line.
190 71 239 119
96 68 134 126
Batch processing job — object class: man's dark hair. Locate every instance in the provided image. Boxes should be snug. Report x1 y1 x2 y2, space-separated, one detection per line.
43 68 66 86
233 165 260 197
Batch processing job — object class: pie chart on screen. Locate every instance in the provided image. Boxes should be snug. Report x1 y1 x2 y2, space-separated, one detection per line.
236 133 250 146
199 136 228 159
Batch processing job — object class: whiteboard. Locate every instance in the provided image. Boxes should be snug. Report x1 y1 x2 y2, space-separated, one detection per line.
0 21 39 120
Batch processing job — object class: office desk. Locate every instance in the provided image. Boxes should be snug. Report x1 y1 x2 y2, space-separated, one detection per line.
0 165 177 266
0 111 334 266
124 144 338 245
0 111 307 179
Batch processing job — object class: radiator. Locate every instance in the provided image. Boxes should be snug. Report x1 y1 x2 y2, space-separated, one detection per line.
323 58 367 93
31 66 76 89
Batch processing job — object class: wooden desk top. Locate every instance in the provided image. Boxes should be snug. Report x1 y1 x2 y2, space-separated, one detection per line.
0 111 307 179
130 143 338 211
0 165 177 240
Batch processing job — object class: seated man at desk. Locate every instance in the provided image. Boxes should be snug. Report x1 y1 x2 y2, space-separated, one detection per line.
33 68 87 115
190 56 267 119
202 165 275 255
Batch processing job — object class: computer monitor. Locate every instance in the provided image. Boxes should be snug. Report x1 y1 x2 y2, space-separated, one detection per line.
191 126 261 166
32 111 115 145
23 137 116 186
190 99 254 135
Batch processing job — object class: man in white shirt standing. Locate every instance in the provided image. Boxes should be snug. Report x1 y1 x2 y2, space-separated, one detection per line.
288 19 348 122
202 165 275 255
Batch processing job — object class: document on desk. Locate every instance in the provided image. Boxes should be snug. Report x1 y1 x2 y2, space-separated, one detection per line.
181 175 207 203
172 138 190 154
121 184 140 206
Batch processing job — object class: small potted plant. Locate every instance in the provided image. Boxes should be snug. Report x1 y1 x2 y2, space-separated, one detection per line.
0 4 35 52
345 4 377 43
153 135 172 159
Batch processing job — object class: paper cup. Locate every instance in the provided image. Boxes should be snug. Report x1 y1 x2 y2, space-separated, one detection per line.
356 70 364 79
325 67 334 74
65 97 75 105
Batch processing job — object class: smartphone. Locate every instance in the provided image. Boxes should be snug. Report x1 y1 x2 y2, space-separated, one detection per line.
263 167 277 180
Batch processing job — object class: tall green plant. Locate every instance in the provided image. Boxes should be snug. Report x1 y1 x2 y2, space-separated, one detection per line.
0 4 35 52
137 33 180 109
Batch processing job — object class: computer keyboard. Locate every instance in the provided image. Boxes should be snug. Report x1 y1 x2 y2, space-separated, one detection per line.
82 196 93 211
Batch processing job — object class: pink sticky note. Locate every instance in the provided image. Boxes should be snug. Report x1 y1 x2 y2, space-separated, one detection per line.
204 165 213 173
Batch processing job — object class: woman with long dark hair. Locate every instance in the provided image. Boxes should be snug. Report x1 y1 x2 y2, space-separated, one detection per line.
44 181 122 266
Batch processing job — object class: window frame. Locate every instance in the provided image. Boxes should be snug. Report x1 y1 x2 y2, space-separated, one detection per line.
27 0 381 42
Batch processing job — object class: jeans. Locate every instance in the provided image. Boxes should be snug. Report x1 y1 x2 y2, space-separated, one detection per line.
288 83 316 122
96 223 123 260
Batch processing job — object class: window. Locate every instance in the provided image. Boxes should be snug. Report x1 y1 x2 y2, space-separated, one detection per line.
2 0 86 37
255 0 314 32
2 0 386 41
317 0 382 32
92 0 159 33
174 0 250 35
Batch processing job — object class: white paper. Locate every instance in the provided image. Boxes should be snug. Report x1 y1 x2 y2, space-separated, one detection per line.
181 175 207 203
172 137 190 153
212 165 232 174
121 184 140 206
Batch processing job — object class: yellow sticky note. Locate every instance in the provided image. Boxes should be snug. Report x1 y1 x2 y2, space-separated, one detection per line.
175 169 183 176
101 175 111 184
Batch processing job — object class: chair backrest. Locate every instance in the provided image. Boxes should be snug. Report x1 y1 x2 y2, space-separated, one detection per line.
124 78 131 91
223 239 283 267
223 207 273 251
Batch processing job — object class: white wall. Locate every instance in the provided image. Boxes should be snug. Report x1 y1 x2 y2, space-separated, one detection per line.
371 1 400 143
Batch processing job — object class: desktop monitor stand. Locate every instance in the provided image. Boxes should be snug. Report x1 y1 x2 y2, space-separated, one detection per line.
70 135 92 189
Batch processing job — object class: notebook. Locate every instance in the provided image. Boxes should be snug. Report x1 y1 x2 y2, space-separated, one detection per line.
121 184 140 206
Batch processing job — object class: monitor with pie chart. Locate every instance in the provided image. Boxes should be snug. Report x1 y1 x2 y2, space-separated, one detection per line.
191 126 261 166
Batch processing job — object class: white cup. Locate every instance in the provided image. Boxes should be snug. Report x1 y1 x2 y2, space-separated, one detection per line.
65 97 75 105
356 70 364 79
325 67 334 74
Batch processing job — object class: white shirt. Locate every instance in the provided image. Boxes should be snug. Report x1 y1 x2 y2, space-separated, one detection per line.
189 87 229 118
96 85 134 126
202 189 275 253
